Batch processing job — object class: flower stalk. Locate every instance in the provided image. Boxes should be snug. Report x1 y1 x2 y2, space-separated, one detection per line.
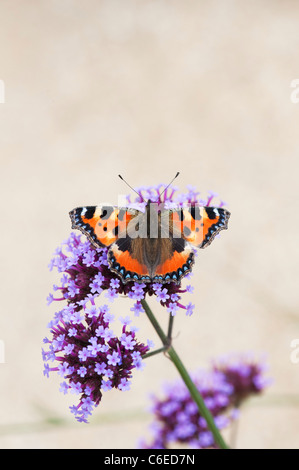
141 299 229 450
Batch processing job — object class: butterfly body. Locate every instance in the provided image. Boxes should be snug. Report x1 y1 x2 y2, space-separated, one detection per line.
69 199 230 285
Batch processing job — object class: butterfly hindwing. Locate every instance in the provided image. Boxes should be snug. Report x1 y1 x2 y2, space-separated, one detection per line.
108 237 150 283
108 235 194 284
153 237 195 283
170 205 230 248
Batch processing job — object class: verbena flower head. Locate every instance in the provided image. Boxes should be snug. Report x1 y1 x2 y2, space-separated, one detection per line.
212 352 273 404
44 229 153 423
42 300 149 422
43 184 226 421
126 184 226 209
139 353 271 449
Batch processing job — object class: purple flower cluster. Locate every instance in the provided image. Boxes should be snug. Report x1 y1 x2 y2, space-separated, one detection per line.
212 352 272 404
125 184 226 209
140 353 271 449
42 300 149 422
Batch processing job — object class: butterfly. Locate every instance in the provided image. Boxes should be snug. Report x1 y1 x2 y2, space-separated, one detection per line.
69 175 230 285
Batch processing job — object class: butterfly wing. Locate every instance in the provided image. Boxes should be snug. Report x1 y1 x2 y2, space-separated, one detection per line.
152 237 195 283
170 205 230 248
108 237 151 283
108 236 194 285
69 205 139 249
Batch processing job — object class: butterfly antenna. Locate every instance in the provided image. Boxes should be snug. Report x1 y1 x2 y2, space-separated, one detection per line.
118 175 145 202
159 172 180 198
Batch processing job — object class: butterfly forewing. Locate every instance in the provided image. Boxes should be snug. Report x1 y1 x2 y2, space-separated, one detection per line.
169 205 230 248
69 205 139 248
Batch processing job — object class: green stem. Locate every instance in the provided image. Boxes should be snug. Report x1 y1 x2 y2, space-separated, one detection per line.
167 313 174 341
142 346 168 359
141 299 229 450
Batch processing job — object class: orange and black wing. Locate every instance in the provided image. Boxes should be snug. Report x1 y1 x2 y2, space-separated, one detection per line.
108 237 150 283
153 237 195 283
108 236 195 285
170 205 230 248
69 206 138 249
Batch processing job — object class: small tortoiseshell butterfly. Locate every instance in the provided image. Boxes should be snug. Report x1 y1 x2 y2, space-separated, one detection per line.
69 175 230 285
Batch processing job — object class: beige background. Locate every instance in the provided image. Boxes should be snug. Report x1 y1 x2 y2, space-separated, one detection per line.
0 0 299 449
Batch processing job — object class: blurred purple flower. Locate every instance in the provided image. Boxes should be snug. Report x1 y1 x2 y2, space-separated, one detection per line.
139 353 271 449
212 352 273 403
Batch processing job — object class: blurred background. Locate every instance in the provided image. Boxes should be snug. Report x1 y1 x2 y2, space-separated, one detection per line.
0 0 299 449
